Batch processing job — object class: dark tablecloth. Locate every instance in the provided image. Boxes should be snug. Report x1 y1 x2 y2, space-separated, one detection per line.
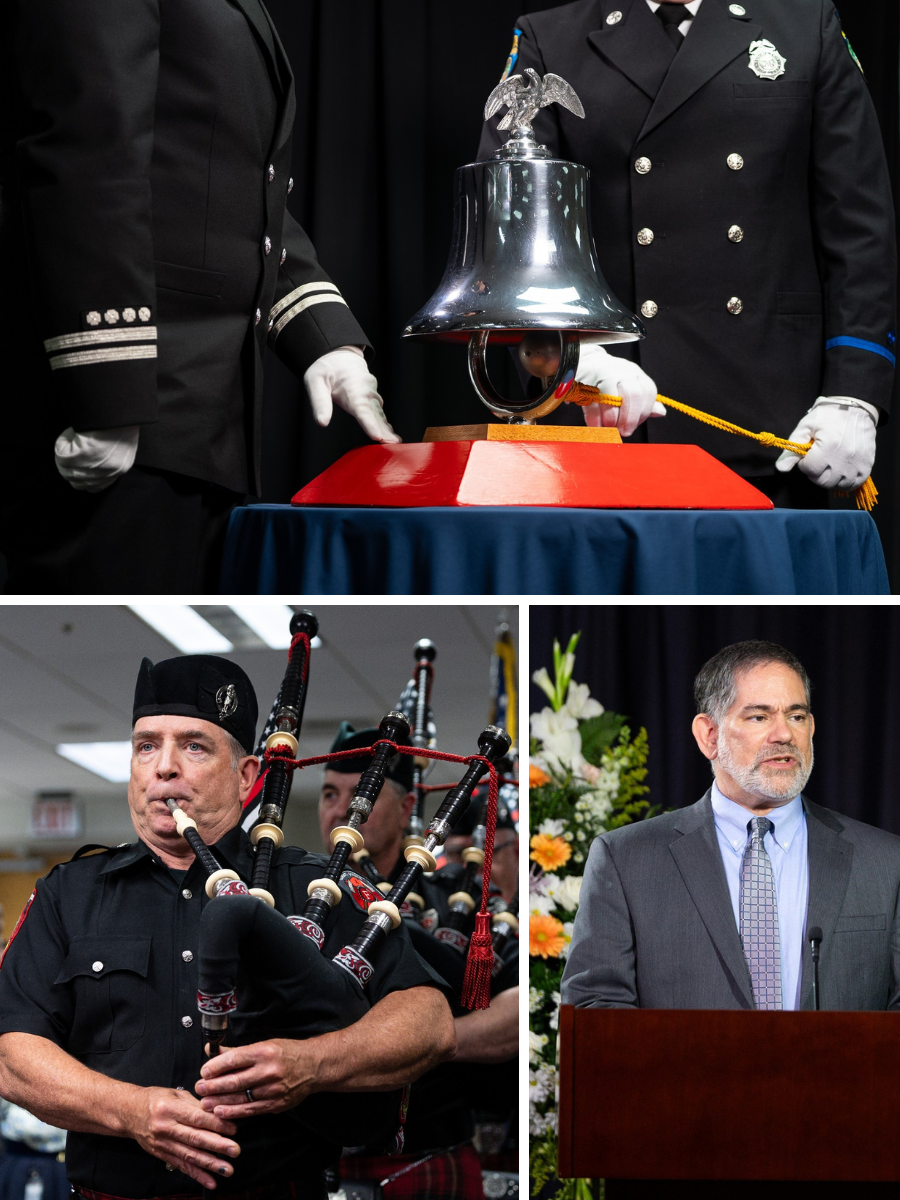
220 505 889 595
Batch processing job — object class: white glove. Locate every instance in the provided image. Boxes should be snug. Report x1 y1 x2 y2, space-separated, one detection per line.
303 346 400 444
775 396 878 490
54 425 139 493
576 343 666 438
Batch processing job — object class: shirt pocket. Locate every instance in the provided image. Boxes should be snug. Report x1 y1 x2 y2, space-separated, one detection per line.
55 936 151 1054
834 914 887 933
733 81 811 102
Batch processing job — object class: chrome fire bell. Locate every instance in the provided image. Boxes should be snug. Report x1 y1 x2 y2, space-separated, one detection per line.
403 69 644 422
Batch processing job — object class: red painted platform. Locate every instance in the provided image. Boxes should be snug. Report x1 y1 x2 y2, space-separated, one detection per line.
292 441 773 510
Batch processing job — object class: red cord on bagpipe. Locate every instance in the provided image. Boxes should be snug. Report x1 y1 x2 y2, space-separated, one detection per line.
263 738 500 1009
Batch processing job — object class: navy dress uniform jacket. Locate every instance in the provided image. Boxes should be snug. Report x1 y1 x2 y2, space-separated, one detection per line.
477 0 897 477
0 826 447 1198
0 0 369 495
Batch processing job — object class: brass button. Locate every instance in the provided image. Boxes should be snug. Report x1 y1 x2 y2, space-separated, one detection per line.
727 297 744 314
182 950 193 963
637 228 654 246
607 10 623 23
92 961 103 973
182 1016 193 1028
635 157 652 174
727 153 744 170
182 888 192 900
728 225 744 243
729 4 746 13
640 300 659 319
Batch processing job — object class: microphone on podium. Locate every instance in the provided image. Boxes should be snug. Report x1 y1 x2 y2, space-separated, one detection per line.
808 925 823 1011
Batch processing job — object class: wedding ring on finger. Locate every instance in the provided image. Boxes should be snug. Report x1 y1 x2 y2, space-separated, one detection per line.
245 1088 254 1103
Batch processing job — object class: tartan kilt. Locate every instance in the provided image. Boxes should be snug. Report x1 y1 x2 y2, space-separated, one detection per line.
339 1144 484 1199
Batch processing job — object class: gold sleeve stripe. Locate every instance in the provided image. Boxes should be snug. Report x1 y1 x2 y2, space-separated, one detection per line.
44 327 158 353
49 345 158 370
269 282 340 323
270 293 349 342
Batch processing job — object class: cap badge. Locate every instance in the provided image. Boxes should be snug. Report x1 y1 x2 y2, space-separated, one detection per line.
748 39 786 80
216 683 238 720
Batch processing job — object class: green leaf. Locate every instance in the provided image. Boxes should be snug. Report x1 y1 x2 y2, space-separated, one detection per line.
579 712 625 766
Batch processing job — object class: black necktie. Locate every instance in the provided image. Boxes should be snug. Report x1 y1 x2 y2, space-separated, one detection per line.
655 2 691 49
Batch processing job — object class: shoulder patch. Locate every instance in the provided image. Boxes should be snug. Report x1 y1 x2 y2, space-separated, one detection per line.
839 25 863 73
340 870 381 913
501 28 522 82
0 889 36 967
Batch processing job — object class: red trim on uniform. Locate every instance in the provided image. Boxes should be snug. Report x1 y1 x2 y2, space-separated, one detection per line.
0 888 35 968
242 766 268 810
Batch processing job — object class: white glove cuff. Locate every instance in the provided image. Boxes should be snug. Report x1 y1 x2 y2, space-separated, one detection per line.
811 396 879 426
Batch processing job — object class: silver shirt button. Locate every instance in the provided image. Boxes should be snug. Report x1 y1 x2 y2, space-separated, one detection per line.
727 296 744 314
182 888 192 900
728 225 744 242
268 164 275 182
640 300 659 319
729 3 746 13
288 177 294 193
255 308 262 325
280 248 287 265
727 153 744 170
92 961 103 973
182 950 193 963
636 228 654 246
607 10 623 23
264 236 272 255
635 157 652 174
182 1016 193 1028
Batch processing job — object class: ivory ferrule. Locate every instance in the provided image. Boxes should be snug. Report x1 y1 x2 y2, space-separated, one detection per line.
368 899 401 929
205 868 240 898
461 846 485 867
307 877 342 905
249 887 276 907
170 807 197 836
492 911 519 932
402 834 425 850
406 892 425 910
351 848 371 863
448 891 476 913
265 731 299 756
404 845 437 872
250 822 284 848
330 825 364 852
377 882 392 894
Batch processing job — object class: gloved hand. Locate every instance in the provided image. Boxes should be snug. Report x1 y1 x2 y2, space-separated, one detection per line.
54 425 140 493
775 396 878 490
303 346 400 443
576 343 666 437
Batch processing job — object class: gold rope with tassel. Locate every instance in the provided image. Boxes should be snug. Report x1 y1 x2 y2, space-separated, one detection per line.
562 381 878 512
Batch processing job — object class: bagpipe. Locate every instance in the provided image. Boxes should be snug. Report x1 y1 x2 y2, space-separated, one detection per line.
167 611 511 1146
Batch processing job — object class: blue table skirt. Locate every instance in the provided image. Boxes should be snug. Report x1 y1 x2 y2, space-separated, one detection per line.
220 505 889 596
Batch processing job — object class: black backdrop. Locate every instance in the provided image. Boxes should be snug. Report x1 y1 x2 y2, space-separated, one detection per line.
530 604 900 834
262 0 900 582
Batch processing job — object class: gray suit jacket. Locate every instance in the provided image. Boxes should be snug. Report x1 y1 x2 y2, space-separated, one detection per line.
561 791 900 1010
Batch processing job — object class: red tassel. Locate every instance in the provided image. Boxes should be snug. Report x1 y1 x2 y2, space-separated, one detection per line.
461 910 494 1011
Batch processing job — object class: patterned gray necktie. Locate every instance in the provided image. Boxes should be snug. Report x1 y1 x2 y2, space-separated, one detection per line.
739 816 782 1010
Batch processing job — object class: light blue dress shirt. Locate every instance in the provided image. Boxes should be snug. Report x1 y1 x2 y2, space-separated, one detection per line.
710 781 809 1010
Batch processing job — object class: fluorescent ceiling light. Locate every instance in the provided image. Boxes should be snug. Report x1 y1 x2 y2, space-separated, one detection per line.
57 742 132 783
229 604 297 649
129 605 233 653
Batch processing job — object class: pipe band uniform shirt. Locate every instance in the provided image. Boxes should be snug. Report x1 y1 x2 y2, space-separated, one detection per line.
0 826 448 1197
711 781 809 1009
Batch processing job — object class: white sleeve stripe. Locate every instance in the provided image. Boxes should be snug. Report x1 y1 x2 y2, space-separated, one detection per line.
44 327 158 353
48 346 158 370
270 293 349 341
269 282 340 323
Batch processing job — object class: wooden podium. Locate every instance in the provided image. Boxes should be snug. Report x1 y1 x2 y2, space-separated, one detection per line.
558 1007 900 1196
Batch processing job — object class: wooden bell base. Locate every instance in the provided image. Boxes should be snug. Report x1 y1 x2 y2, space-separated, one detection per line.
422 423 623 444
292 435 773 509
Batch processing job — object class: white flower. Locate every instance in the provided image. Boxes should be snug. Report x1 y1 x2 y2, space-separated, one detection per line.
537 818 566 837
558 921 575 959
529 1030 549 1064
566 681 604 721
549 991 562 1030
529 1064 556 1105
555 874 583 912
530 706 577 743
529 892 556 917
528 987 543 1013
531 667 556 704
540 730 583 774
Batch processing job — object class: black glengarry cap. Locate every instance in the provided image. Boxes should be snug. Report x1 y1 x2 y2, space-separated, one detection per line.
328 721 414 792
133 655 258 754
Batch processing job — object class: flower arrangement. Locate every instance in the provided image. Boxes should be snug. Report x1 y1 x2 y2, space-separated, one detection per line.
529 634 652 1199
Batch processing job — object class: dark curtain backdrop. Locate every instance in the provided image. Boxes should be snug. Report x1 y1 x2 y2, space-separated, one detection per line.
530 605 900 834
261 0 900 582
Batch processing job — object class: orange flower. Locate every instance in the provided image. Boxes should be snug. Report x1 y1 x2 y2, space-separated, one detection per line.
529 763 551 788
530 913 567 958
530 832 572 872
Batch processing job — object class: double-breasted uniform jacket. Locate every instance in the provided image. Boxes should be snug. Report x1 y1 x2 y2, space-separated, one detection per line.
478 0 897 476
1 0 368 495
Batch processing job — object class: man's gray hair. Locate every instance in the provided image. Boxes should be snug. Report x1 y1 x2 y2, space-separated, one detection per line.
224 731 252 770
694 640 811 725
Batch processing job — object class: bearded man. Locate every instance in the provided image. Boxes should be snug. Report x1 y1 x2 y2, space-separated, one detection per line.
562 640 900 1010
